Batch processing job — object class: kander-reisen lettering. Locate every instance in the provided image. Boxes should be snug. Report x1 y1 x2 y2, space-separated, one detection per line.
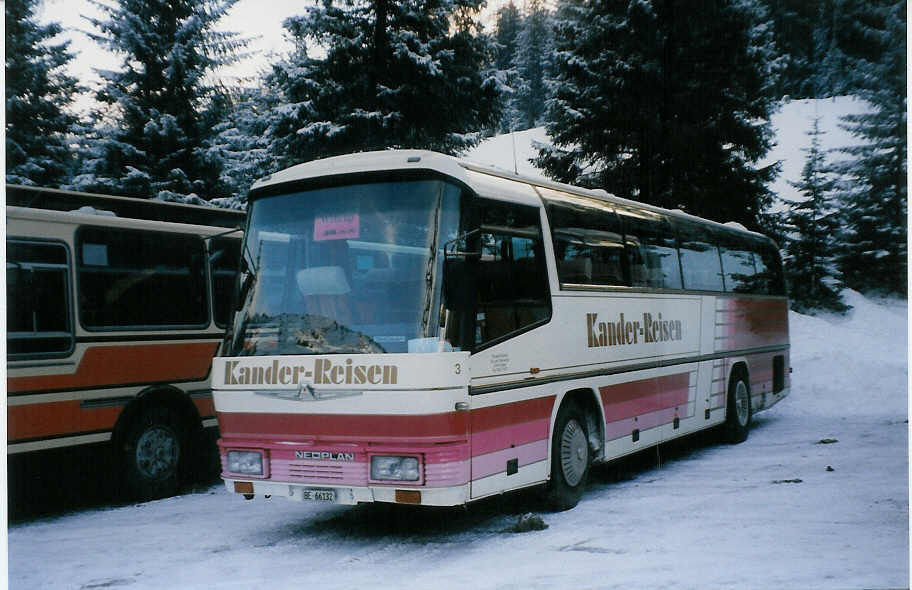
587 312 683 348
223 358 398 386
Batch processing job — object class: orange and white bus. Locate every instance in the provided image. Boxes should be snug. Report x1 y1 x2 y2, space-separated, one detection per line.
213 151 789 509
7 185 243 499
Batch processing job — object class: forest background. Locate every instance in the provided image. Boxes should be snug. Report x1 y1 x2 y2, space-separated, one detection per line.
4 0 907 311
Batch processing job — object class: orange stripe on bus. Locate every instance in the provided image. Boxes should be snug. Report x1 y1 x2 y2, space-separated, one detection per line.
8 400 121 441
7 341 220 394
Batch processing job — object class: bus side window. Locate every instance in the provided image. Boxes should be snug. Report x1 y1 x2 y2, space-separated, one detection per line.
677 222 725 292
617 208 683 289
210 237 242 328
752 240 786 296
77 227 208 330
473 200 551 347
7 240 74 357
719 237 757 294
548 200 625 287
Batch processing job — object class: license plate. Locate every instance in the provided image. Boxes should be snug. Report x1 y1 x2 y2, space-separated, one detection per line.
300 488 336 502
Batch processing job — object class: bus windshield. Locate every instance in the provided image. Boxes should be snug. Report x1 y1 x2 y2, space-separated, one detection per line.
229 179 462 356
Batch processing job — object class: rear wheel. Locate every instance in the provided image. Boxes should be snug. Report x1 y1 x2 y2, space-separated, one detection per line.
723 373 752 443
122 406 186 500
545 402 590 511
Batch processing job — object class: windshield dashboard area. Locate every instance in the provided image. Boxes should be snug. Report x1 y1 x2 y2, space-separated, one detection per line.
229 179 462 356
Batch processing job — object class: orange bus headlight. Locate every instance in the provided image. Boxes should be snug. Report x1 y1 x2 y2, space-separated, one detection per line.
227 450 264 476
370 456 420 481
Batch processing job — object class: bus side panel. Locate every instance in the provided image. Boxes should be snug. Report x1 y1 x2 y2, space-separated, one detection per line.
468 390 555 499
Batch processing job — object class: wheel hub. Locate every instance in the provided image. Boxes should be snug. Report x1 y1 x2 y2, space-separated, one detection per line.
560 418 588 487
135 426 179 480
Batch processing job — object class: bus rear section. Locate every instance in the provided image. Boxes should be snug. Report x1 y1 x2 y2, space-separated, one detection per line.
7 185 243 502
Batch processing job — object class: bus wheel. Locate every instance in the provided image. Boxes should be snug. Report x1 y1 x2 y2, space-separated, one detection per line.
545 402 590 511
723 373 752 444
122 406 185 500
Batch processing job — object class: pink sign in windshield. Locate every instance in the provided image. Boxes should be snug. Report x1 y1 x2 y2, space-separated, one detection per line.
314 213 360 241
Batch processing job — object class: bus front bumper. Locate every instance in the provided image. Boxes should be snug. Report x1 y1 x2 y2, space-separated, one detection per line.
223 478 469 507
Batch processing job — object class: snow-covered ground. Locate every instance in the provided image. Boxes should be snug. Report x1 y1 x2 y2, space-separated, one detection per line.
8 291 908 589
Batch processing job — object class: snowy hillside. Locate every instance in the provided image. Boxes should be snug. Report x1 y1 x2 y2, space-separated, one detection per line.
465 97 871 210
8 293 908 589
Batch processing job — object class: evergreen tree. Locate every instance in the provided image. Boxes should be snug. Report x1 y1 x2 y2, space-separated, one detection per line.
783 119 848 313
70 0 247 201
5 0 80 187
206 84 278 208
494 1 522 133
511 0 553 130
265 0 501 168
833 0 906 295
538 0 780 231
758 0 818 98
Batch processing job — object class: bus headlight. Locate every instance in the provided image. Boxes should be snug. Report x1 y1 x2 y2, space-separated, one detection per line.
370 456 420 481
227 450 264 476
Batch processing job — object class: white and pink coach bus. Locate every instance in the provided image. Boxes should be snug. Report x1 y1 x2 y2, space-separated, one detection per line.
213 150 789 510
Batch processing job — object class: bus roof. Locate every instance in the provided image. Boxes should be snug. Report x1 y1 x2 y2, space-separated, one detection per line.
249 150 767 241
6 184 246 229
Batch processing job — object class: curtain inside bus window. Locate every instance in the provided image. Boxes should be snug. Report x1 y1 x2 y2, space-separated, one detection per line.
76 228 208 329
7 241 73 356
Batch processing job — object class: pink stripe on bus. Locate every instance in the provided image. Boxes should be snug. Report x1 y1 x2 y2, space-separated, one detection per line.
471 439 549 480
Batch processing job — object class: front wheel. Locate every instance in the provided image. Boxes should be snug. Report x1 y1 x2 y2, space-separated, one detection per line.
122 406 186 500
723 374 752 443
545 402 590 511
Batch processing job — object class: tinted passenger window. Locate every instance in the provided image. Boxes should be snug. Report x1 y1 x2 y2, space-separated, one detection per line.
548 199 625 286
678 223 724 291
77 228 208 329
210 238 241 327
617 208 682 289
473 200 550 346
719 244 757 293
7 240 73 356
752 240 786 296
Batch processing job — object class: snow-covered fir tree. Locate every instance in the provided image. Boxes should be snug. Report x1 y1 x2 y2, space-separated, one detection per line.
832 0 906 296
265 0 501 168
783 118 848 313
205 85 277 209
537 0 781 231
511 0 553 131
493 1 522 133
5 0 80 187
70 0 248 201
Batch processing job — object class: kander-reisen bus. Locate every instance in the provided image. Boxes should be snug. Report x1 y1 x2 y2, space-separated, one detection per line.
214 151 789 510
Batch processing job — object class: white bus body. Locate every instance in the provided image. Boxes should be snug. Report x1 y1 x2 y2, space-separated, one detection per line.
213 151 789 509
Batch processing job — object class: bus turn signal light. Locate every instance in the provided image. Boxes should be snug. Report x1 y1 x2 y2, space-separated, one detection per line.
234 481 254 494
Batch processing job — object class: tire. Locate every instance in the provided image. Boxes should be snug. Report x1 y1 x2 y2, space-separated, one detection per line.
723 373 752 444
122 406 186 501
545 402 591 511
